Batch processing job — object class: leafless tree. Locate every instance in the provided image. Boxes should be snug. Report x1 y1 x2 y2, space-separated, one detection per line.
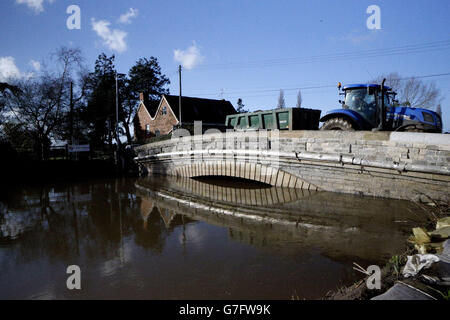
296 90 302 108
3 47 84 159
401 78 440 108
436 104 442 118
277 89 285 109
370 72 441 109
236 98 248 113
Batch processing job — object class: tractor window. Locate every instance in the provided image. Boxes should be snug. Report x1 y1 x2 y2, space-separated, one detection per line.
376 91 392 117
382 92 391 108
345 88 377 126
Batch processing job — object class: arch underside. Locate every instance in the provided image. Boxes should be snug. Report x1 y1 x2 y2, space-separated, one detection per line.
163 161 318 190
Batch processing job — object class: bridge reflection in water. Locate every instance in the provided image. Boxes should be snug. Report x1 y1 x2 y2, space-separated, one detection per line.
0 176 428 299
135 176 426 262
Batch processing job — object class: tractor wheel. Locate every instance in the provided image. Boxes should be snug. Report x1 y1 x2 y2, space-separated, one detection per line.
321 117 355 131
404 128 425 133
400 125 426 133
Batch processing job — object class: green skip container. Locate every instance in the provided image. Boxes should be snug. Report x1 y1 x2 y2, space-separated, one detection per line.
225 108 321 131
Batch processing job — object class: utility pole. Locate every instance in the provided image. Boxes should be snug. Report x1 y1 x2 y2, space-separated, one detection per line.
115 73 120 167
69 82 74 141
69 82 74 160
178 65 182 126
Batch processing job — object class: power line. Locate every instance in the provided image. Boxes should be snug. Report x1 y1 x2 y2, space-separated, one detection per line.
168 69 179 79
222 89 332 100
172 40 450 98
194 40 450 70
188 72 450 98
192 84 336 96
400 72 450 81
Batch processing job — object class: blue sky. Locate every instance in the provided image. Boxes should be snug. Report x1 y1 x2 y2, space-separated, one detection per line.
1 0 449 130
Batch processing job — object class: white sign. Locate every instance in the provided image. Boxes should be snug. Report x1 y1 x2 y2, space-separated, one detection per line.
68 145 90 153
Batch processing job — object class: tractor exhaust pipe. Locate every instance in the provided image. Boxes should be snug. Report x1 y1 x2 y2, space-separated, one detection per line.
379 78 386 130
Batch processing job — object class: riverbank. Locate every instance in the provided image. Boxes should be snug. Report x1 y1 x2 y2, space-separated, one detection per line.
0 158 139 201
0 141 139 188
326 199 450 300
1 159 118 182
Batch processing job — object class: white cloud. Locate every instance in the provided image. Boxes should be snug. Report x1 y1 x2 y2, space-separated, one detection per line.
16 0 55 14
174 43 204 70
91 19 128 53
0 57 22 82
118 8 139 24
30 59 41 72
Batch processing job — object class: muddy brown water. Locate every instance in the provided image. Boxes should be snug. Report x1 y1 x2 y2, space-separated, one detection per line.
0 176 427 300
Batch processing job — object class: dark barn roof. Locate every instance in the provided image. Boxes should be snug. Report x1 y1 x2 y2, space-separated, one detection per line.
157 95 236 124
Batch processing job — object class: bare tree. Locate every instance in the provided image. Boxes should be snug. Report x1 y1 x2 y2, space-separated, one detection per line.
277 89 285 109
436 104 442 118
236 98 248 113
5 78 63 159
0 83 18 122
370 72 441 109
402 78 440 108
371 72 402 93
296 90 302 108
3 47 84 159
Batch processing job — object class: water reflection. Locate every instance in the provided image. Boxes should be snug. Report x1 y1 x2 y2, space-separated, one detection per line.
136 176 426 261
0 177 427 299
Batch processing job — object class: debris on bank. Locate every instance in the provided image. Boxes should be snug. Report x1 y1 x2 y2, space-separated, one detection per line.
410 217 450 254
372 239 449 300
372 216 450 300
327 215 450 300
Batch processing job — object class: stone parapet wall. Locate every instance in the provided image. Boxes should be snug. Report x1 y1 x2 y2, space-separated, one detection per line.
134 130 450 201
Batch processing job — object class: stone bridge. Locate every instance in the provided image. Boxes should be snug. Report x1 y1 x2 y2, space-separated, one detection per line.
134 130 450 201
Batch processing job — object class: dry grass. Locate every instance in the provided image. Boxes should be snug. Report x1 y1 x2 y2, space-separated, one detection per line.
413 195 450 223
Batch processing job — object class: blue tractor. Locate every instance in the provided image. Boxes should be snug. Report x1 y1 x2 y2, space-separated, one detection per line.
320 79 442 133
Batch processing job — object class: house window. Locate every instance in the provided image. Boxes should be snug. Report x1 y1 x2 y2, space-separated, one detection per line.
162 106 167 115
146 124 150 133
155 130 161 137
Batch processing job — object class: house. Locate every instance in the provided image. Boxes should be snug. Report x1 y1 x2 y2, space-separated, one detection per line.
133 93 236 142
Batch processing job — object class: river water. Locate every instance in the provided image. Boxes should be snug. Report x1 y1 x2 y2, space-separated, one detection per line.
0 176 427 300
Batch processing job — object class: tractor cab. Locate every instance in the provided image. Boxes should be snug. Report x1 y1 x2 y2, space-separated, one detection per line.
340 84 393 128
320 81 442 132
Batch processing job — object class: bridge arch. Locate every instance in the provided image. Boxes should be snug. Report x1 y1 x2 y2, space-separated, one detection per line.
166 161 318 190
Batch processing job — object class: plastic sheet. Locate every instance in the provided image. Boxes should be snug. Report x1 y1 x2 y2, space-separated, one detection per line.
402 254 440 278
